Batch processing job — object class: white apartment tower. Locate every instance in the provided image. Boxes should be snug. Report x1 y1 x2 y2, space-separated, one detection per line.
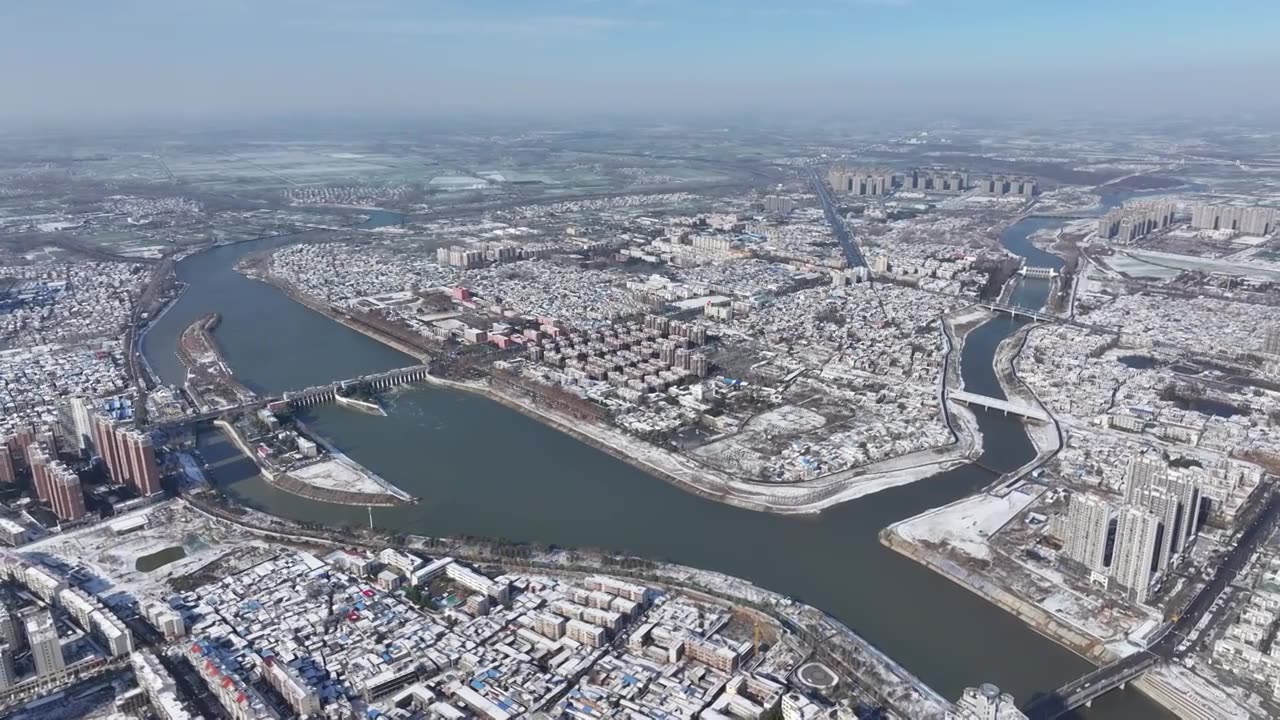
1111 507 1163 605
1124 454 1203 573
1063 493 1117 575
24 609 65 678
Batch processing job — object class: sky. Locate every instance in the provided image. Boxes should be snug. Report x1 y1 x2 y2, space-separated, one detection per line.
1 0 1278 127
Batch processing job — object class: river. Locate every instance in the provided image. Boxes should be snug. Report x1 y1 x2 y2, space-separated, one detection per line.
141 211 1171 718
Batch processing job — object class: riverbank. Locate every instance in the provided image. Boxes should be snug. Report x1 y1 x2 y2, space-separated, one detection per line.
239 263 988 515
881 315 1117 659
214 418 413 507
991 323 1063 486
180 492 952 719
878 214 1187 715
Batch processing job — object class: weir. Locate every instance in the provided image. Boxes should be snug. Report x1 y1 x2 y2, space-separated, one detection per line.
153 364 432 426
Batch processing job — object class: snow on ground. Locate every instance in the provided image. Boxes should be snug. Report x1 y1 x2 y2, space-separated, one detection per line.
18 500 275 606
289 456 391 493
896 487 1042 560
1139 661 1258 720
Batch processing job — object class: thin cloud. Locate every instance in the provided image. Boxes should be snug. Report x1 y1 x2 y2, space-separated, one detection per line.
293 14 654 37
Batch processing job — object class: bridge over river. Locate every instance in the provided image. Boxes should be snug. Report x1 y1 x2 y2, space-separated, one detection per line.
151 364 432 428
948 390 1050 423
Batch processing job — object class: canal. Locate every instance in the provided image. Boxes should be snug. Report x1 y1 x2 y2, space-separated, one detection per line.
141 213 1171 718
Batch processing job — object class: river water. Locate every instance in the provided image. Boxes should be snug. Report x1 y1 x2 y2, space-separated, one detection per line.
141 212 1171 718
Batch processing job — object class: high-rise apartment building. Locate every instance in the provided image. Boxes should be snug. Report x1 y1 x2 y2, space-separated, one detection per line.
0 642 15 692
0 606 20 650
0 439 16 485
66 395 97 456
1096 201 1177 242
1111 507 1163 605
1191 203 1276 235
900 168 969 194
980 176 1036 197
1124 454 1203 573
24 609 65 678
827 166 893 196
49 462 87 522
1263 325 1280 357
28 444 54 502
1063 493 1117 575
91 415 162 496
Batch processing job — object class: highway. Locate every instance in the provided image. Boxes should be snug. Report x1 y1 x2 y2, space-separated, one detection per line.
806 165 866 268
1025 488 1280 719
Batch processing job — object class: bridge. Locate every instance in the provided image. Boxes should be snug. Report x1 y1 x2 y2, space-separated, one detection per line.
980 302 1118 334
1024 653 1159 719
948 390 1050 423
1018 265 1058 279
152 364 432 428
284 364 431 408
1020 211 1098 220
1025 490 1280 719
979 302 1060 323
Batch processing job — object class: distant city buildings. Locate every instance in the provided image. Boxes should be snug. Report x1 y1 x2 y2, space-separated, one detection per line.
1096 201 1177 242
978 175 1036 197
827 166 893 196
1264 325 1280 357
900 168 968 194
827 164 1034 198
1191 203 1276 236
763 195 796 214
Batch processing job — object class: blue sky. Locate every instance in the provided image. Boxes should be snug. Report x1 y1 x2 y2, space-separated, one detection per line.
2 1 1278 124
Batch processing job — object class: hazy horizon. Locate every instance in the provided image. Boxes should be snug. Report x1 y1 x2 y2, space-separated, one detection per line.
3 0 1279 129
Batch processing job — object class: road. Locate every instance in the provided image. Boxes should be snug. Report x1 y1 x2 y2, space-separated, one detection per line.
1026 488 1280 719
806 165 865 268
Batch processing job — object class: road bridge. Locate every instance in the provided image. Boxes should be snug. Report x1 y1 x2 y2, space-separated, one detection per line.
948 390 1050 423
979 302 1118 334
1025 653 1159 719
1026 490 1280 719
1020 211 1098 220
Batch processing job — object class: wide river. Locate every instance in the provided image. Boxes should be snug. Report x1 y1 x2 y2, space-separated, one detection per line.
142 211 1171 718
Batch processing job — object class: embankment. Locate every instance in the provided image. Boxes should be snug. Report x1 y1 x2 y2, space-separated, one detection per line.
242 265 988 516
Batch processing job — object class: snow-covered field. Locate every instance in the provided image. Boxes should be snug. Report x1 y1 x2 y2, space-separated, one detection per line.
18 501 275 606
895 487 1042 560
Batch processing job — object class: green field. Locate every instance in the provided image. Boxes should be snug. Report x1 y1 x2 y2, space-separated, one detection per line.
136 546 187 572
